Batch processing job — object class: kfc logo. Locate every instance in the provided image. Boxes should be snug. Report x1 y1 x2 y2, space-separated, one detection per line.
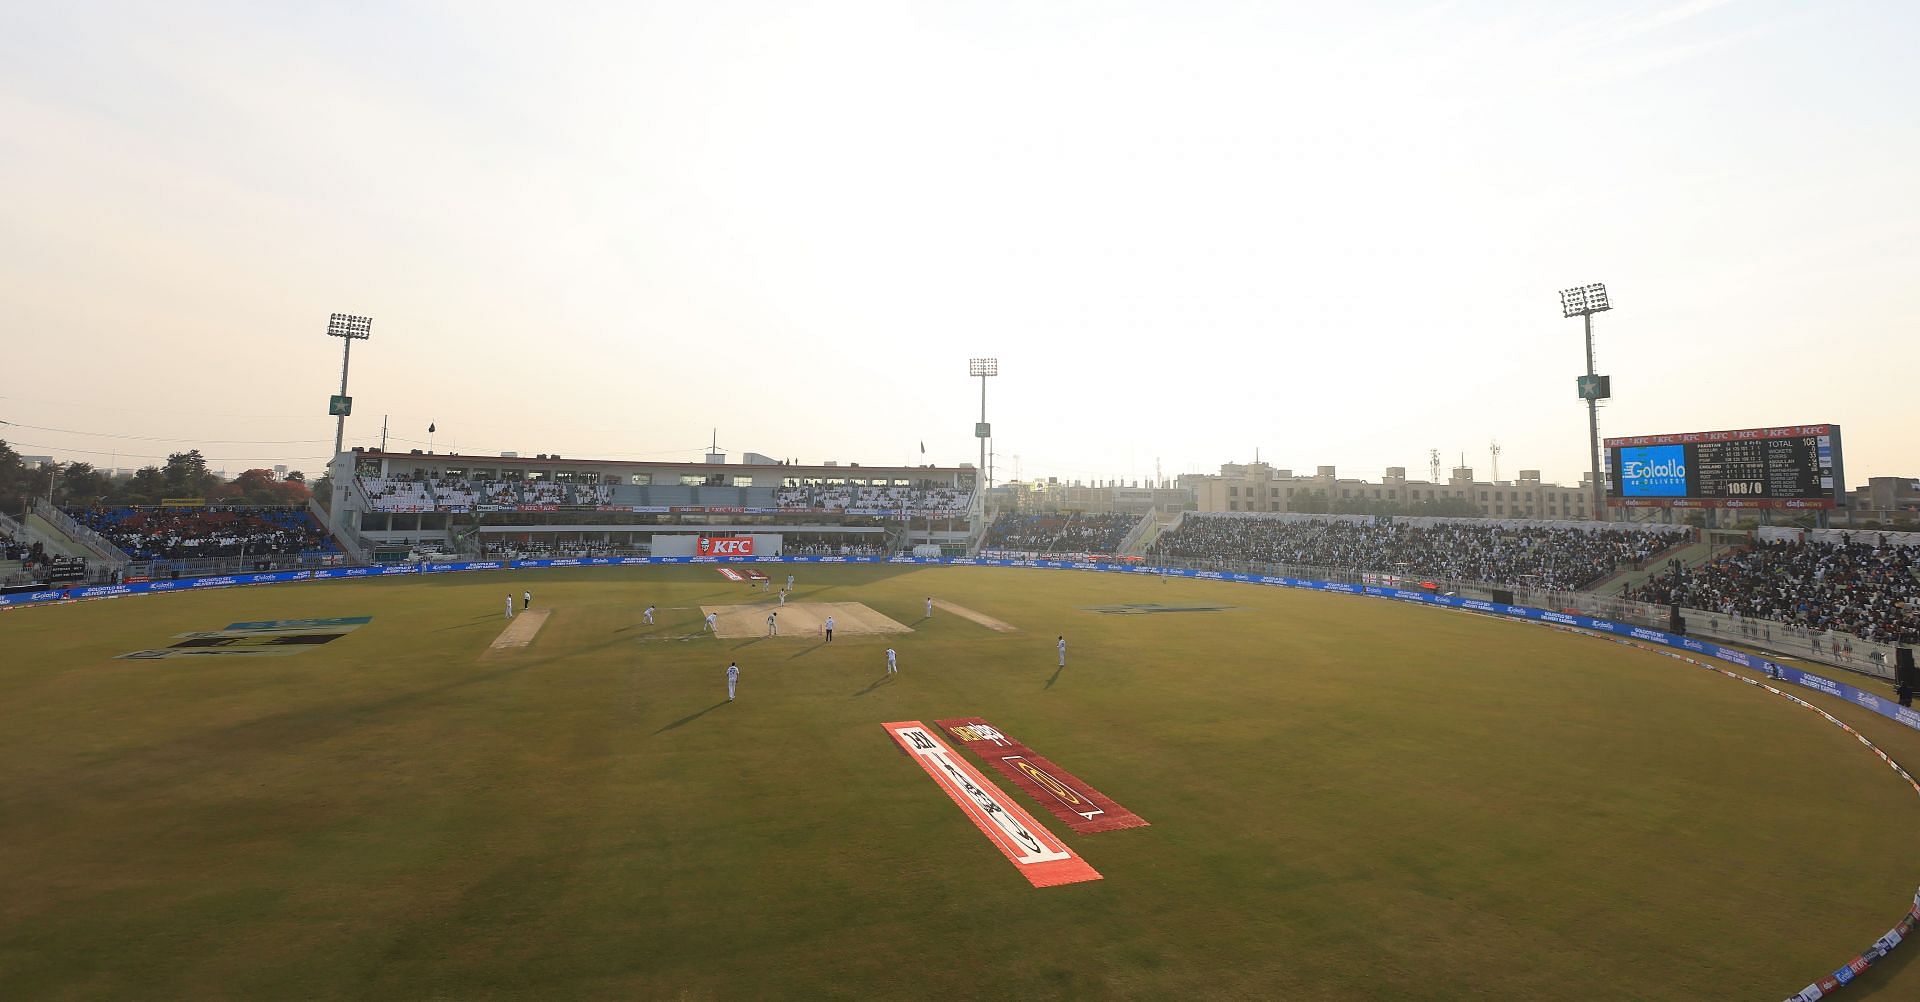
698 536 754 556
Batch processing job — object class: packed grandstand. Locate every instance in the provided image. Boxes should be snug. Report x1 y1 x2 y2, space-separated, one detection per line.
66 506 337 562
355 473 973 516
1151 513 1690 592
1 441 1914 661
1628 537 1920 645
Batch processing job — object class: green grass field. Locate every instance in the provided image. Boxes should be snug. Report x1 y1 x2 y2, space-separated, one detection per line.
3 564 1918 1000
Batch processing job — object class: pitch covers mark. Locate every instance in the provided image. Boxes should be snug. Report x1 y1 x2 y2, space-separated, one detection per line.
937 717 1148 833
116 616 371 660
882 721 1100 888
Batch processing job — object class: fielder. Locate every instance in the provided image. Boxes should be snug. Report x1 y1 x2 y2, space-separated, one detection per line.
778 590 787 605
786 574 795 591
726 661 740 701
1057 635 1067 667
504 595 514 619
705 612 718 633
523 590 532 611
886 647 897 674
824 616 835 642
925 596 934 618
766 611 779 636
643 604 655 625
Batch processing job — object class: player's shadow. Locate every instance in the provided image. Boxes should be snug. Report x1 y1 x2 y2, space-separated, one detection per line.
732 637 771 649
1045 665 1065 689
852 673 894 697
789 643 826 660
653 701 729 734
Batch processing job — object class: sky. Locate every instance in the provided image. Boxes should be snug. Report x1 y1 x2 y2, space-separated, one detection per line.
1 0 1915 488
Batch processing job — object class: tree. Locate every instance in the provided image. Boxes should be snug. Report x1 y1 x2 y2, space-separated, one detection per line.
58 462 111 506
121 466 165 505
212 468 282 505
160 450 218 499
0 440 26 508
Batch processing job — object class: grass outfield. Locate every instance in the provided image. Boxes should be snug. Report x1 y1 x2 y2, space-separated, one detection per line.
3 564 1918 1000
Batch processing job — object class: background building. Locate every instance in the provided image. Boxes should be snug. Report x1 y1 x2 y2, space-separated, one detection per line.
1180 462 1597 520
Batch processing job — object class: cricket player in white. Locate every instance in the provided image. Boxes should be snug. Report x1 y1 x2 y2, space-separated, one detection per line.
925 596 934 618
504 595 514 619
523 590 532 610
643 605 655 625
726 662 739 701
886 648 897 674
766 611 778 636
705 612 718 632
786 574 795 591
778 590 786 605
824 616 835 642
1057 635 1067 667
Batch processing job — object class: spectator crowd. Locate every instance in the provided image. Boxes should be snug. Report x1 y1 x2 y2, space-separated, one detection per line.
66 506 337 561
1152 514 1687 592
1628 536 1919 645
982 511 1142 556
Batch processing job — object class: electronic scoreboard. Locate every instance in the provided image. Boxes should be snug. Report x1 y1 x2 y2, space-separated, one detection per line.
1604 424 1844 509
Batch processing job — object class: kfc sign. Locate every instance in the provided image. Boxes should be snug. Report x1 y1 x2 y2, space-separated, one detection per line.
698 536 754 556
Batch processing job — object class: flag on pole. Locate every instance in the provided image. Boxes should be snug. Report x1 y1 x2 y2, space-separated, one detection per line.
429 422 436 433
919 441 925 454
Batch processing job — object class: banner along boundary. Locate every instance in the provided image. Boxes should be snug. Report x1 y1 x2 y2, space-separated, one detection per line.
882 721 1100 888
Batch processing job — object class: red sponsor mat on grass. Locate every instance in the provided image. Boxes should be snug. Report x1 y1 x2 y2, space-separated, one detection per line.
883 721 1100 888
936 717 1148 833
715 567 746 581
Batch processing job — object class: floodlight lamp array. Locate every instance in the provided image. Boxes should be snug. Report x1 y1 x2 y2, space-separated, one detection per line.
969 357 999 376
1558 284 1610 318
327 313 373 339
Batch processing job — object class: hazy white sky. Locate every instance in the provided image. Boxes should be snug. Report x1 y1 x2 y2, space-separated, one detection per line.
2 1 1914 486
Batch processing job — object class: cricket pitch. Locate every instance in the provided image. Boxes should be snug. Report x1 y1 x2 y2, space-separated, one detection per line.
701 601 911 639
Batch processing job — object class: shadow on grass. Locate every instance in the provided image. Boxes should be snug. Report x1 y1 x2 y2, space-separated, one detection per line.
434 616 497 633
789 643 826 661
653 701 730 734
852 673 894 698
1045 665 1064 689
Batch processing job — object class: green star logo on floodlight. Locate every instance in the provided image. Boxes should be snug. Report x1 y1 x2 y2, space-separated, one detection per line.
1576 375 1610 401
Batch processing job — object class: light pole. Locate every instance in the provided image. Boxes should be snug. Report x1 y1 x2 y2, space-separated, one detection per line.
1559 284 1612 522
326 313 373 459
969 357 998 489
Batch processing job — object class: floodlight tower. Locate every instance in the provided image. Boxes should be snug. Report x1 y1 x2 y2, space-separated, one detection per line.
969 357 998 488
326 313 373 458
1559 284 1612 522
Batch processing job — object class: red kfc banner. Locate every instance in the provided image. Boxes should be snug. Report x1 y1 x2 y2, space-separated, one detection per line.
698 536 754 557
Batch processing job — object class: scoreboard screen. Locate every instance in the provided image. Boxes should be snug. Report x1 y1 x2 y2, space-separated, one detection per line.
1604 424 1845 510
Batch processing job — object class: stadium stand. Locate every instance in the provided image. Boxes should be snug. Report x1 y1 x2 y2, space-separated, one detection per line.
1151 513 1688 592
981 511 1141 556
360 476 436 513
1628 536 1920 645
65 506 338 561
774 484 973 515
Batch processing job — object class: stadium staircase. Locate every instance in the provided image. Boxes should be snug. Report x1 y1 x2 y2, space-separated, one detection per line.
1121 510 1179 557
29 500 130 567
1584 539 1713 595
